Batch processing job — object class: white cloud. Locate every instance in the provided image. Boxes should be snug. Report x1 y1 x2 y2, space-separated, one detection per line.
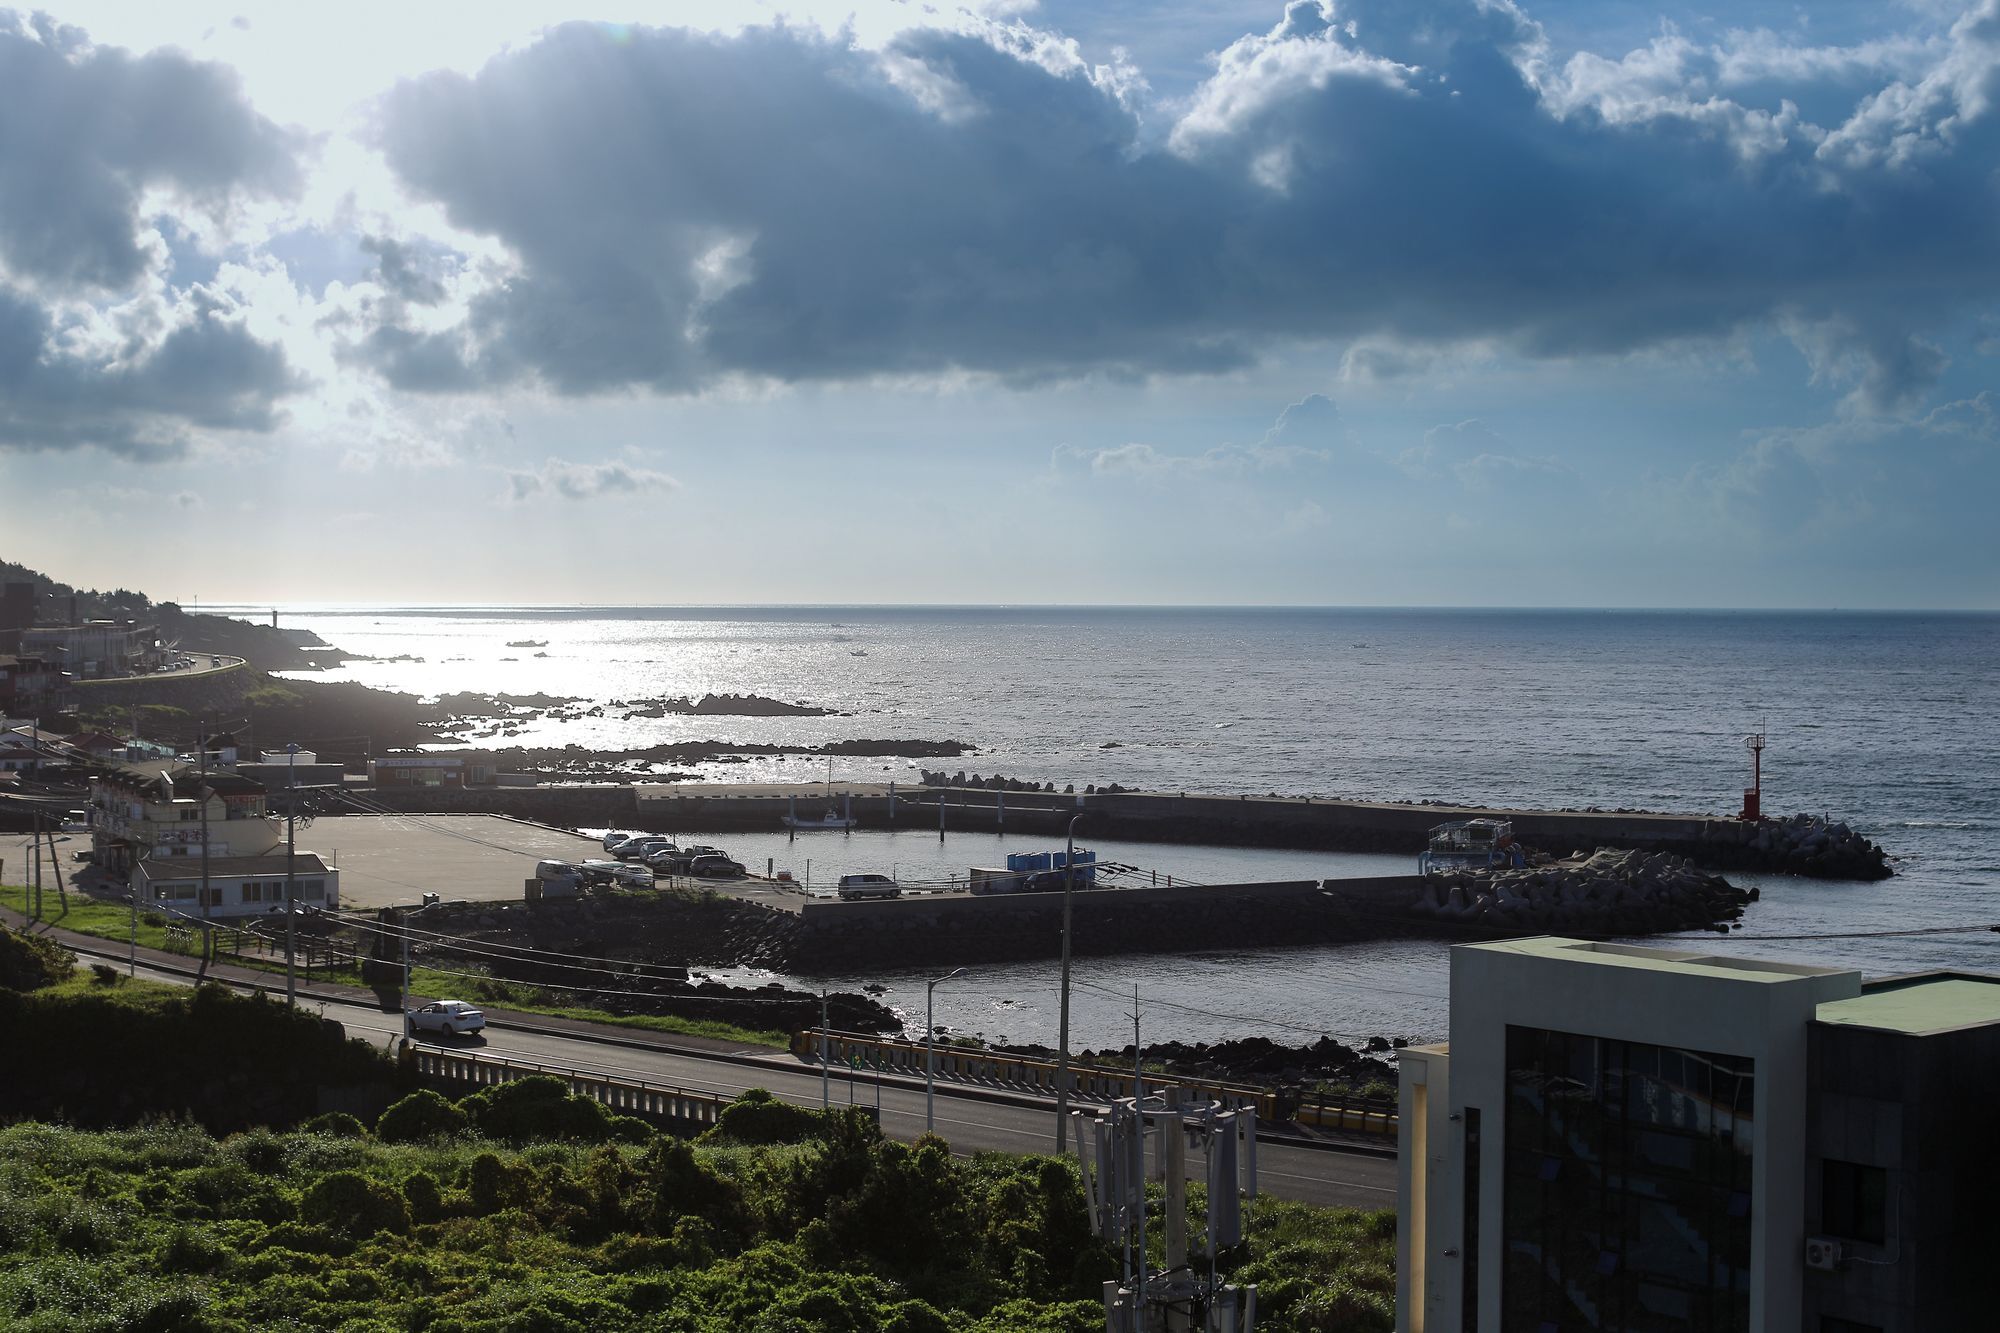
503 456 680 502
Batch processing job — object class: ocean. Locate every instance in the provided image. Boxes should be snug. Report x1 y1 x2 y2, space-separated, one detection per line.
227 605 2000 1051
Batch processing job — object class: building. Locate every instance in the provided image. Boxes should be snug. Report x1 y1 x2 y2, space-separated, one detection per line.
1396 937 2000 1333
368 755 496 788
21 621 158 679
133 851 339 918
236 748 346 793
89 761 342 917
0 653 62 714
88 761 282 876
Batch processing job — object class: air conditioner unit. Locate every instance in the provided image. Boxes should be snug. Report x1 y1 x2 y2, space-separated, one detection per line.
1805 1237 1843 1271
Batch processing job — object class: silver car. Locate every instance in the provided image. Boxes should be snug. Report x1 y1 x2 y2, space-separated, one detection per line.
407 1000 486 1036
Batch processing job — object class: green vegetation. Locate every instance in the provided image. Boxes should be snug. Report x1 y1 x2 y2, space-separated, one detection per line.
0 927 74 991
0 1078 1395 1333
1 974 397 1133
1 885 792 1048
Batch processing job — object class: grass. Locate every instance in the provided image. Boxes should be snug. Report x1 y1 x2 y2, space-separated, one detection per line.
3 883 791 1049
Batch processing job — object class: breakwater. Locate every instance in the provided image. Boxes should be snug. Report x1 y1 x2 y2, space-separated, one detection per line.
726 866 1747 970
360 783 1891 880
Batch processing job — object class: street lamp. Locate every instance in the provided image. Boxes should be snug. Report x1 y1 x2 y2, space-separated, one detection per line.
284 743 299 1007
1055 813 1082 1151
925 966 965 1133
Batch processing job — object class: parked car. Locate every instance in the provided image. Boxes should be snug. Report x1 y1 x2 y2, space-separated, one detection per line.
579 859 653 889
686 854 747 878
837 873 901 900
611 836 675 861
407 1000 486 1036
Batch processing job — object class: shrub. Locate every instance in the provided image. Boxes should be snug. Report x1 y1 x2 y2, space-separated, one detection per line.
704 1088 827 1145
90 963 122 987
459 1076 619 1143
402 1171 444 1223
299 1171 410 1238
375 1090 465 1144
0 928 74 992
157 1224 227 1273
299 1112 368 1139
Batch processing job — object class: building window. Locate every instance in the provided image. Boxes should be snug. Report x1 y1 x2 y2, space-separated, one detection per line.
301 879 325 900
1502 1026 1755 1332
241 883 262 904
1821 1161 1887 1246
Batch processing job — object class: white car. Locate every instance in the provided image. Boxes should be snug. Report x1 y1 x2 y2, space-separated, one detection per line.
406 1000 486 1036
837 873 901 900
579 859 653 888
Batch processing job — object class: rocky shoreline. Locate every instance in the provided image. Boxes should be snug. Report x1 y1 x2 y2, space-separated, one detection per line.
1405 848 1754 935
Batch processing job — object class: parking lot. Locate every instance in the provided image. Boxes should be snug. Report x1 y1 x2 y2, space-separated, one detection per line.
303 814 807 914
305 814 606 911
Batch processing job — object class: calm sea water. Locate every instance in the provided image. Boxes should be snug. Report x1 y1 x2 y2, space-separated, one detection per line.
233 606 2000 1049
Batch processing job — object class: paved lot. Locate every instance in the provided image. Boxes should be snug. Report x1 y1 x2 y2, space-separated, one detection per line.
309 814 606 910
306 814 812 914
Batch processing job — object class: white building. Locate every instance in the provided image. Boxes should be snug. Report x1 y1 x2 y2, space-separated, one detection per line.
133 852 339 918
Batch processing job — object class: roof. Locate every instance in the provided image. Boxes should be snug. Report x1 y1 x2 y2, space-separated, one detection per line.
1465 936 1860 986
1815 974 2000 1037
135 853 330 880
100 762 266 798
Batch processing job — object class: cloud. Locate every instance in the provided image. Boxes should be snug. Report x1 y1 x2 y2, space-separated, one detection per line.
0 12 302 290
504 457 681 502
0 13 306 456
348 3 2000 413
0 282 302 459
1055 393 1342 477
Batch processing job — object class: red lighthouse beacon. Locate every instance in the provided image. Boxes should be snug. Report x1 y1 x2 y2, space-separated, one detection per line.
1739 732 1765 822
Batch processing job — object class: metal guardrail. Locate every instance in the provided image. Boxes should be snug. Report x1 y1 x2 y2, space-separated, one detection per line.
792 1028 1399 1138
408 1047 736 1129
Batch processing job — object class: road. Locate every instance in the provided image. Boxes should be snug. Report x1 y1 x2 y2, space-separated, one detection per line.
89 944 1399 1212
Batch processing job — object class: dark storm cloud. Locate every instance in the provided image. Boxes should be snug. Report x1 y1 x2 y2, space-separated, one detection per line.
0 11 302 290
362 3 2000 406
0 284 302 459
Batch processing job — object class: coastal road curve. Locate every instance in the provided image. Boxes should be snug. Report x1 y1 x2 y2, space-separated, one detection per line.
97 948 1398 1212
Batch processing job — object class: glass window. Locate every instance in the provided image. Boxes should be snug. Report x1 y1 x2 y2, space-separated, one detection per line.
301 879 325 900
1821 1161 1887 1245
1502 1025 1754 1332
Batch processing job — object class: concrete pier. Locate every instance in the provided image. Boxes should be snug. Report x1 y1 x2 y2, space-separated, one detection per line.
355 782 1882 878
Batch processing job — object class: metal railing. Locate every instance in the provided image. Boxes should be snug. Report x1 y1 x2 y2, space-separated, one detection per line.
790 1028 1398 1138
407 1047 736 1129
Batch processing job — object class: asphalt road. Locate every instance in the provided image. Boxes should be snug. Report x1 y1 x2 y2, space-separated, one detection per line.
97 948 1399 1212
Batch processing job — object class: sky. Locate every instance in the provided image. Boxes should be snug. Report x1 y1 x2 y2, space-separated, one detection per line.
1 0 1997 608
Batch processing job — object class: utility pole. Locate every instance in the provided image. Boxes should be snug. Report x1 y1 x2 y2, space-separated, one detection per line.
197 724 212 977
1056 812 1082 1151
820 990 831 1111
1131 984 1143 1103
30 807 42 920
401 910 412 1041
285 742 299 1006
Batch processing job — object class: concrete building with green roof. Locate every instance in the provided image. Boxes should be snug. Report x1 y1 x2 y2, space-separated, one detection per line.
1397 937 2000 1333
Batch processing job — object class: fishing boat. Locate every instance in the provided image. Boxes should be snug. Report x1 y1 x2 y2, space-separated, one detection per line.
505 639 548 648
